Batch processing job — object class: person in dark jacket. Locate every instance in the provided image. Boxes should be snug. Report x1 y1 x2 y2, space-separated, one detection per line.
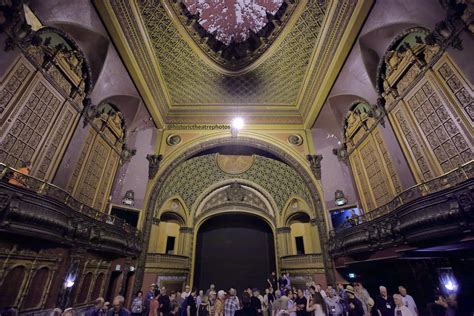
345 286 364 316
235 294 257 316
108 296 131 316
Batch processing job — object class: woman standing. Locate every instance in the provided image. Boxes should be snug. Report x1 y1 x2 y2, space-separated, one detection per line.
306 292 327 316
198 296 211 316
132 291 144 316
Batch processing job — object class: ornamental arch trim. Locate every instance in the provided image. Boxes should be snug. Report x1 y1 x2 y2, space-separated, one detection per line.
193 179 278 223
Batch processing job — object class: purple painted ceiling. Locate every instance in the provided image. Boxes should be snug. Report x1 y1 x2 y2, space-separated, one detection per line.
183 0 283 45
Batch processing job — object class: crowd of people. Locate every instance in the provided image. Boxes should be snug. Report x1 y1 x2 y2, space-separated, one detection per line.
79 275 427 316
1 272 459 316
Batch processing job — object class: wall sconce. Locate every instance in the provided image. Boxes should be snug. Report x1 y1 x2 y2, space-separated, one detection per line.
335 190 347 206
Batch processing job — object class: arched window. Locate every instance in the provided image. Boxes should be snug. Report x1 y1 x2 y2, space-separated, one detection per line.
23 267 50 309
344 102 402 213
0 266 27 307
77 272 93 304
91 272 105 299
66 102 125 211
379 28 473 182
0 27 91 181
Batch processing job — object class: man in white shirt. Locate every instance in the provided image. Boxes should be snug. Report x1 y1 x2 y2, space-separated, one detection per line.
393 294 413 316
398 286 418 316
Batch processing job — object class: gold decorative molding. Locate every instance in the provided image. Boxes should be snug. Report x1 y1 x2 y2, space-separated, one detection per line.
93 0 372 127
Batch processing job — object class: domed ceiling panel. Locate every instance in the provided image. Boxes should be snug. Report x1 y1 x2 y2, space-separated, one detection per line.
183 0 283 45
174 0 298 71
139 0 325 107
94 0 373 127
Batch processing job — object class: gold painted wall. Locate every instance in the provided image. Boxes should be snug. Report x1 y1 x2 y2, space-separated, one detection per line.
389 55 473 182
155 222 180 254
344 103 402 212
0 53 82 182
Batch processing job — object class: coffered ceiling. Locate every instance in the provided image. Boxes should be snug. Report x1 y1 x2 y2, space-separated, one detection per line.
94 0 372 128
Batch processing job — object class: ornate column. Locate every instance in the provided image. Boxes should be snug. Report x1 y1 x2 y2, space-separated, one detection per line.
276 227 292 257
134 155 163 294
178 227 194 258
309 218 322 253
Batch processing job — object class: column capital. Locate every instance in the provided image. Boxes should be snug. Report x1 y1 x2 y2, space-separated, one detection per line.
276 227 291 234
179 227 194 234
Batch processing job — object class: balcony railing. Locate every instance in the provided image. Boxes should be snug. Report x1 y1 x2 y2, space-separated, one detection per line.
280 254 324 270
334 160 473 231
146 253 191 270
0 163 139 236
328 161 473 257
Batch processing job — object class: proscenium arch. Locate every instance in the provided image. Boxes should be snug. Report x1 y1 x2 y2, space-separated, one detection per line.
193 179 279 221
191 210 278 288
134 136 335 293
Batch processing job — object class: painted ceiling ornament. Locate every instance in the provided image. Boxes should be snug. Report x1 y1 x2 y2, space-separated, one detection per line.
288 134 303 146
146 154 163 180
172 0 299 71
166 134 182 146
216 154 254 175
306 154 323 180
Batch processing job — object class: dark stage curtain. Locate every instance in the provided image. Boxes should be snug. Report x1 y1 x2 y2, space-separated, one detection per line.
194 213 276 293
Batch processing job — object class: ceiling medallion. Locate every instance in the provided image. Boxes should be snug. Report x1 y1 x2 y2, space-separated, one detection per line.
168 0 299 72
166 134 182 146
288 134 303 146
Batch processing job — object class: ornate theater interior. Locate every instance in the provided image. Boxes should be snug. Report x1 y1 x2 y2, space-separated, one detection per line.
0 0 473 315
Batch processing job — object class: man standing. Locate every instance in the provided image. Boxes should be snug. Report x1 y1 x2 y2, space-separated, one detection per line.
353 283 373 316
251 289 263 316
159 286 171 316
145 285 157 316
184 289 198 316
345 286 364 316
224 288 240 316
267 272 278 290
375 286 394 316
108 295 131 316
393 294 413 316
278 274 288 291
294 289 306 316
324 289 343 316
398 286 418 316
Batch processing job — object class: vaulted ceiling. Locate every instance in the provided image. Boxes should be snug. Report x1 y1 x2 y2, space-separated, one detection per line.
95 0 372 128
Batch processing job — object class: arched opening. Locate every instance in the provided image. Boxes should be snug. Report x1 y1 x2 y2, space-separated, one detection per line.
91 272 105 299
193 213 276 293
23 267 50 309
77 272 93 304
0 266 27 307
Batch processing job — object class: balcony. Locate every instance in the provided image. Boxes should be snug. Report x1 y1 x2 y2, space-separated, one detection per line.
146 253 191 273
0 163 141 256
280 254 324 272
328 161 473 258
